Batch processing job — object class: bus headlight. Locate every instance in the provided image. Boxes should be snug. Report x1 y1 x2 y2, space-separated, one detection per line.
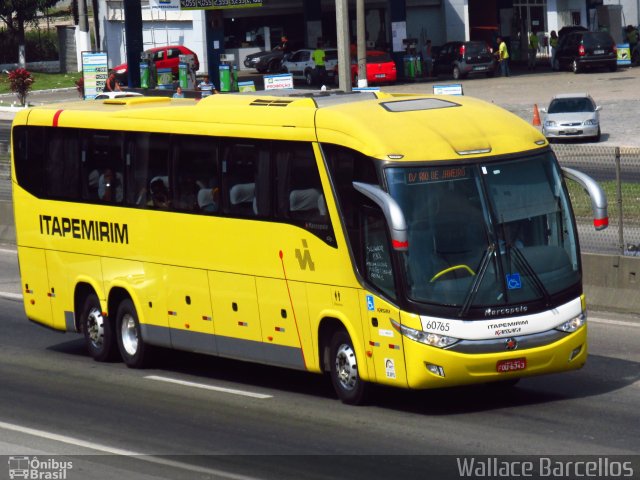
391 319 459 348
555 314 586 333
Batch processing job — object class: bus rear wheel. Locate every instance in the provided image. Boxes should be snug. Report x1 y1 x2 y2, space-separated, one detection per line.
329 330 368 405
116 299 152 368
81 293 116 362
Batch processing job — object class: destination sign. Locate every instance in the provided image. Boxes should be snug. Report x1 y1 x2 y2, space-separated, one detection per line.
405 166 469 184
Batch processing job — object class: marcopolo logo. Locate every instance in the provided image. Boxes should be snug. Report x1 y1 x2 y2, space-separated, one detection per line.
8 456 73 479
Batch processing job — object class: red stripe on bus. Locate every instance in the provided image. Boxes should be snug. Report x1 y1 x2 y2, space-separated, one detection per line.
52 110 63 127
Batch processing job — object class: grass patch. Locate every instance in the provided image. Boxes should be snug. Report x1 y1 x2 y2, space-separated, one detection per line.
0 71 80 97
567 180 640 223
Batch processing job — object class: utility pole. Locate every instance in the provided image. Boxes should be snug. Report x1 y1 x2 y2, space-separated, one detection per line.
356 0 367 87
77 0 91 71
335 0 351 92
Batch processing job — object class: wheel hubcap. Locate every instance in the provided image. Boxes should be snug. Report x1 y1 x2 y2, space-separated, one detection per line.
87 308 104 348
335 343 358 391
121 314 138 356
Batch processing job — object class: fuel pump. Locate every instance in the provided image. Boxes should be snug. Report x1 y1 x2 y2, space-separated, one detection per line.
219 53 238 92
178 54 197 90
403 38 422 79
140 51 156 89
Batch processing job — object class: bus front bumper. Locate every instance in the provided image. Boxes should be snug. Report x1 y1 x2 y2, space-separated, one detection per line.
402 326 587 389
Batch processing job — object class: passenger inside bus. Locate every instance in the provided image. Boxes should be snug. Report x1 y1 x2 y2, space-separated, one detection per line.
148 176 170 209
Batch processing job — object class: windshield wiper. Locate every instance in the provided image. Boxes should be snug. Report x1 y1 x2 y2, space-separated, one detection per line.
459 243 496 318
509 245 552 306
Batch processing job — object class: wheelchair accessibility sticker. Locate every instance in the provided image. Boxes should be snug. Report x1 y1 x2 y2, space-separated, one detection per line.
366 295 375 311
506 273 522 290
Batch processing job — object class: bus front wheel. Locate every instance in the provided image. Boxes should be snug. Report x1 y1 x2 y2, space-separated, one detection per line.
81 293 116 362
116 299 152 368
329 330 368 405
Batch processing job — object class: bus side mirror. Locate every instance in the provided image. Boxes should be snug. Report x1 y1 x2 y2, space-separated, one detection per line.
353 182 408 251
561 167 608 230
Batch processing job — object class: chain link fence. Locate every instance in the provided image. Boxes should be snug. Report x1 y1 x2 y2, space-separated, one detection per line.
553 144 640 257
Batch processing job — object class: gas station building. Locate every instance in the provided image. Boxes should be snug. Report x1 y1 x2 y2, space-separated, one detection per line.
99 0 639 81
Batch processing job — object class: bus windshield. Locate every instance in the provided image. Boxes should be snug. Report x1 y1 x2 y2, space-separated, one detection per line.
385 152 580 311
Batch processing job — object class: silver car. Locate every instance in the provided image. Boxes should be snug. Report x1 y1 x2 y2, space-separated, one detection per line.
541 93 602 142
281 48 338 85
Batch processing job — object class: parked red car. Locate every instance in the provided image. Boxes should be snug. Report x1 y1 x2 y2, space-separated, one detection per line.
334 50 397 86
112 45 199 83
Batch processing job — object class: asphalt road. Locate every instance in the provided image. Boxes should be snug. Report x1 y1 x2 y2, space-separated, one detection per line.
0 248 639 480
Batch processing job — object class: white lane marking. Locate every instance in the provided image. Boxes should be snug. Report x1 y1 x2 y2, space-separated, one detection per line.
589 317 640 328
0 292 22 301
146 375 273 399
0 248 17 254
0 420 264 480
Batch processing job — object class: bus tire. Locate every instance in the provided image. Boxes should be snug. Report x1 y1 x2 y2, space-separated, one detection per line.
329 330 368 405
116 298 152 368
81 293 117 362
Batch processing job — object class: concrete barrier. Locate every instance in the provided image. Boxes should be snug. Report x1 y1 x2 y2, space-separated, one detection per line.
0 200 14 244
582 253 640 314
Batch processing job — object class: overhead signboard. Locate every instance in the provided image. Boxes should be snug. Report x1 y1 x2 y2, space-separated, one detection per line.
179 0 262 10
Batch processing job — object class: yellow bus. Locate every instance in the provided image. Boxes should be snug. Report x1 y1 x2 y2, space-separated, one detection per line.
11 91 607 404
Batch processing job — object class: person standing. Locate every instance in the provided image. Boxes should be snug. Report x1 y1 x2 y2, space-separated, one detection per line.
423 39 433 77
549 30 559 69
197 75 218 99
106 71 121 92
312 40 326 85
497 36 510 77
528 31 539 70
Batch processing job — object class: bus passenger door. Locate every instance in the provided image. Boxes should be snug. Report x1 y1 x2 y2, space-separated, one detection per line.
360 207 408 387
17 247 53 328
255 277 309 370
165 266 216 355
361 294 407 388
208 271 264 363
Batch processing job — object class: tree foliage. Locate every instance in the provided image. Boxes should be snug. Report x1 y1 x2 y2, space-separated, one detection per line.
0 1 62 43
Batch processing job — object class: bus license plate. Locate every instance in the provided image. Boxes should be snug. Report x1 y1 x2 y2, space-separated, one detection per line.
497 358 527 373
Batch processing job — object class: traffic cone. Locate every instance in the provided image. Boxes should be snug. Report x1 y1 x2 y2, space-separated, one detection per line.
532 104 541 126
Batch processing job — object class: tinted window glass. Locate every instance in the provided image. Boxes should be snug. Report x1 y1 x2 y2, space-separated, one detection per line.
583 32 613 47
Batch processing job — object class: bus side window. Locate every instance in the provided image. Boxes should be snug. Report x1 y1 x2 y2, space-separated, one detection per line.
127 132 171 209
46 128 80 200
363 207 396 299
222 142 259 217
12 126 47 198
80 131 125 204
274 142 335 246
172 135 219 213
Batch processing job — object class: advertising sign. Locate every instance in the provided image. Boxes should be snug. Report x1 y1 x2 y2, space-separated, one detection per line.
81 51 108 100
617 43 631 66
264 73 294 90
179 0 262 10
157 68 173 89
433 84 464 96
238 81 256 92
150 0 180 9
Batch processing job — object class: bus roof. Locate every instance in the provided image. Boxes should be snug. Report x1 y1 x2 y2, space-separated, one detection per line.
14 91 547 161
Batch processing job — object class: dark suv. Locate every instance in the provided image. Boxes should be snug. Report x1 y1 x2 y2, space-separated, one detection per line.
433 41 496 80
553 31 617 73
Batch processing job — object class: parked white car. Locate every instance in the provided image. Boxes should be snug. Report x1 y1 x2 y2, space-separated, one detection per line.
281 48 338 86
94 91 143 100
